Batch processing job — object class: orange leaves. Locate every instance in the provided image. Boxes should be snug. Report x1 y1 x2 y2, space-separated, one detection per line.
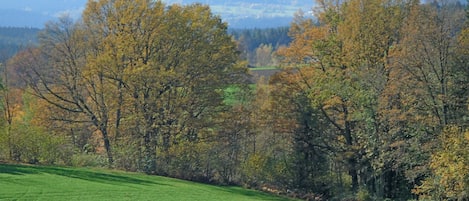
322 95 344 110
276 12 328 68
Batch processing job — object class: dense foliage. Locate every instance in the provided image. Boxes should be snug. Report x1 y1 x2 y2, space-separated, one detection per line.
272 0 469 199
1 0 469 200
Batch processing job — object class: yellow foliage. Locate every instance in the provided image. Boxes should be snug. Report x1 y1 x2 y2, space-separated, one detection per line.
322 95 344 110
414 126 469 200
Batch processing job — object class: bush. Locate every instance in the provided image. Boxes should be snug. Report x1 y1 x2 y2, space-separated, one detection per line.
0 128 8 161
113 141 140 171
163 141 212 182
356 188 371 201
241 153 268 186
1 122 69 165
71 153 107 167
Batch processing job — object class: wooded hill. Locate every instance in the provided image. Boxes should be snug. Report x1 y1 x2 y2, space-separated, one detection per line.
0 26 290 67
0 27 39 61
0 0 469 200
230 27 290 66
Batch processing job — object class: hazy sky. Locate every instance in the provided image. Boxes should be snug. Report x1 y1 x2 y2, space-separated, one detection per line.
2 0 87 17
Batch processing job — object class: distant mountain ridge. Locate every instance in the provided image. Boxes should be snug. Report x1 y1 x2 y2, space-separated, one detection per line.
0 0 314 28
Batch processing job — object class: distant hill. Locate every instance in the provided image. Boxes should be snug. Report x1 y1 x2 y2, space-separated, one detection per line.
0 27 40 60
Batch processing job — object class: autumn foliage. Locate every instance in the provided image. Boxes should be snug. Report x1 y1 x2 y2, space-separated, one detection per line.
1 0 469 200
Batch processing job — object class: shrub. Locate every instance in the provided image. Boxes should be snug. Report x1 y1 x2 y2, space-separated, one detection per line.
71 153 106 167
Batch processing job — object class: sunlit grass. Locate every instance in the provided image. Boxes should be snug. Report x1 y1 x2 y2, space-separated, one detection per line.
249 66 279 70
0 164 292 201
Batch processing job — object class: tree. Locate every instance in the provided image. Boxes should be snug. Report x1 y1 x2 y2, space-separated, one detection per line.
81 0 167 171
254 43 275 67
390 1 466 129
386 3 468 197
269 71 334 195
410 2 469 200
18 16 117 165
81 0 246 174
414 127 469 200
277 0 416 198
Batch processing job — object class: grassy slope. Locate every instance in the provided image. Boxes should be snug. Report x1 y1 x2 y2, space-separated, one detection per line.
0 164 292 201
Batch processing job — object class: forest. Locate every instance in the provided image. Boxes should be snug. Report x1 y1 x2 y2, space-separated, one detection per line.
230 27 291 66
0 0 469 200
0 27 39 61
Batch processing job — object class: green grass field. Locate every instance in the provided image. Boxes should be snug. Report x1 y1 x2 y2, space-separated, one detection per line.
0 164 292 201
249 66 279 71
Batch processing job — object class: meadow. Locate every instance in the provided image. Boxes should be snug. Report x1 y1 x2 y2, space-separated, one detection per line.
0 164 293 201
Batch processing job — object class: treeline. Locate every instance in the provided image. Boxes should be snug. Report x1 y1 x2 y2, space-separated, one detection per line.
0 0 469 201
0 27 39 61
0 25 289 67
230 26 291 66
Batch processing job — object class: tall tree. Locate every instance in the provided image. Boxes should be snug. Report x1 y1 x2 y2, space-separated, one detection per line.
278 0 414 197
390 1 466 129
386 3 468 196
81 0 246 174
82 0 166 170
19 16 118 165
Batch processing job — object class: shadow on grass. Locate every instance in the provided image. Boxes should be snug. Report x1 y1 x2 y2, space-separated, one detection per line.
0 164 168 186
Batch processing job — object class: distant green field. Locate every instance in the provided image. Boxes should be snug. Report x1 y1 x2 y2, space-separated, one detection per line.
249 66 279 71
0 164 292 201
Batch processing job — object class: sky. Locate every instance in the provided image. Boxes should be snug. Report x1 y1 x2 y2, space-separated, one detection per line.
0 0 87 27
1 0 87 18
0 0 314 28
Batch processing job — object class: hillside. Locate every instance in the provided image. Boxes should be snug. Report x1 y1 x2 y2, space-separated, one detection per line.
0 27 39 60
0 164 293 201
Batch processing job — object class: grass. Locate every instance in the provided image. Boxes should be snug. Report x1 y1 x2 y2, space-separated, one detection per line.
249 66 279 71
0 163 293 201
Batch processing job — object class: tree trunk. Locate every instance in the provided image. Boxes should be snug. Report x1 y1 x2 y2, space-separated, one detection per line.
92 114 113 165
349 159 359 192
343 105 359 191
115 81 124 142
100 126 114 165
143 128 157 174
